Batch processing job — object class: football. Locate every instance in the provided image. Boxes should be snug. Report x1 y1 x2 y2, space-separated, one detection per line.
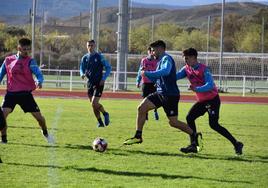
92 137 108 152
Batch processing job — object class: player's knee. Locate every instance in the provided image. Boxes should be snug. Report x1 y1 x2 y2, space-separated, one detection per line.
137 104 147 114
92 102 99 110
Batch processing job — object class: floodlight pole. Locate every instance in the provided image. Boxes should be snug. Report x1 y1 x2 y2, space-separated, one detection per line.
40 10 44 67
91 0 98 41
261 17 265 78
151 15 155 42
31 0 36 58
206 15 211 66
116 0 129 90
219 0 225 91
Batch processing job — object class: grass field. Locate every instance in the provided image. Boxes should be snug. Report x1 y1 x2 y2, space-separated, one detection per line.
0 97 268 187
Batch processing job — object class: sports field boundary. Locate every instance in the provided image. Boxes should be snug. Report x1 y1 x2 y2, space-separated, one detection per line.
0 89 267 104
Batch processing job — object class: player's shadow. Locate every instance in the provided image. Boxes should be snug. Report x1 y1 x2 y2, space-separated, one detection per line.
7 142 59 148
8 125 59 131
8 142 92 150
63 144 93 150
4 162 253 184
108 148 268 164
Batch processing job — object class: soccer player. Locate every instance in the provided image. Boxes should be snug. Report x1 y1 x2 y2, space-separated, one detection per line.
124 40 200 153
80 40 111 127
136 47 159 121
0 38 53 144
177 48 243 155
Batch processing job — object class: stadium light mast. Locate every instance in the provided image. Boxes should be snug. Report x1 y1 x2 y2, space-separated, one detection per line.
206 15 211 66
151 15 155 42
31 0 36 59
116 0 129 90
261 17 265 78
219 0 225 91
40 10 44 67
91 0 98 41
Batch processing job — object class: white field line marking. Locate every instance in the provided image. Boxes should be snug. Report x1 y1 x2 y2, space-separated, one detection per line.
48 106 63 188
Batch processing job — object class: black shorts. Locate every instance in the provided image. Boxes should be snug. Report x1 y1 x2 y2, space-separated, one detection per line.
142 83 156 98
147 92 179 117
87 83 104 97
2 91 40 113
188 95 220 120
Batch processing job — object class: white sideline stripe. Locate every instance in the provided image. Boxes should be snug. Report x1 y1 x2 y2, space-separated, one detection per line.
48 106 63 188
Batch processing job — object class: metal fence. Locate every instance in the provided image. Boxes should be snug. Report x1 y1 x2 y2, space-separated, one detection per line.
28 69 268 96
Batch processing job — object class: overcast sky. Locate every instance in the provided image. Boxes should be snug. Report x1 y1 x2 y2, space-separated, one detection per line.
133 0 266 6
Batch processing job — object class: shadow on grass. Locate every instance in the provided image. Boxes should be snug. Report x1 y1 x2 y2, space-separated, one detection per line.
8 125 59 131
108 148 268 164
8 142 92 150
5 162 253 184
7 142 268 163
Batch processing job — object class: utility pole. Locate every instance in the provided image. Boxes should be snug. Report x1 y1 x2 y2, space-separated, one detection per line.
40 10 44 67
31 0 36 58
151 15 155 42
206 15 211 66
116 0 129 90
219 0 225 91
261 17 265 78
91 0 97 41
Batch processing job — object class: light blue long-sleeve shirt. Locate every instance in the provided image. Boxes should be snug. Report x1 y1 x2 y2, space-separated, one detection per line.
0 55 44 84
144 54 172 81
176 64 214 92
143 53 179 96
80 52 111 81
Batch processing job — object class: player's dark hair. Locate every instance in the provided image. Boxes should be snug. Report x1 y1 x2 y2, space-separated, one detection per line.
87 39 95 43
18 38 31 46
150 40 166 49
183 48 198 58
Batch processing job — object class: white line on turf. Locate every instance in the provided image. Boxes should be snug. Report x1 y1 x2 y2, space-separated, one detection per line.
48 106 63 188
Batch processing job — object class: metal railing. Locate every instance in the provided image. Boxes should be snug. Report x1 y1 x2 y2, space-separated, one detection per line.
38 69 268 96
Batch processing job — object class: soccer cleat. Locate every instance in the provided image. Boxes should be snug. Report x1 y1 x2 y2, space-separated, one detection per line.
97 122 105 128
103 112 110 126
42 131 54 144
123 137 143 145
0 157 2 163
44 134 54 144
1 135 7 144
180 144 198 154
234 141 243 155
154 111 159 120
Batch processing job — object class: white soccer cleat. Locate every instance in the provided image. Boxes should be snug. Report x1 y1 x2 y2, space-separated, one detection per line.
44 134 55 144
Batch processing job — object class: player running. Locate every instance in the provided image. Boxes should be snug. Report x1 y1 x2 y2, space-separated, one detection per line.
124 40 200 153
80 39 111 127
177 48 243 155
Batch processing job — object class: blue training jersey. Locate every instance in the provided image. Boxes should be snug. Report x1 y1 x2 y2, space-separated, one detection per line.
144 53 179 96
80 52 111 85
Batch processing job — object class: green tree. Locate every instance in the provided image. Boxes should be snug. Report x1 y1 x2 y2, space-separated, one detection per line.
212 14 244 51
129 25 151 54
154 23 183 49
4 35 18 52
99 27 117 53
174 30 218 51
234 23 264 53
